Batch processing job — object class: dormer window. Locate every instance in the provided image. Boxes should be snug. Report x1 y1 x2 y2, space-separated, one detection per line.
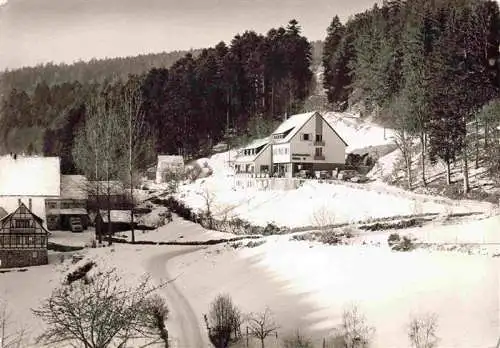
301 133 310 141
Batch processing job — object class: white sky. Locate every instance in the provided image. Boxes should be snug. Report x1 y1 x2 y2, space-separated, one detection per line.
0 0 377 70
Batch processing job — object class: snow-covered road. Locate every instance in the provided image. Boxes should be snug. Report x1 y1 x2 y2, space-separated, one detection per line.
146 246 209 348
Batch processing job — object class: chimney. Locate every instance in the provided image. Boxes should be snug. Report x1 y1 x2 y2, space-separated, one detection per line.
18 198 21 207
29 198 32 211
284 112 288 121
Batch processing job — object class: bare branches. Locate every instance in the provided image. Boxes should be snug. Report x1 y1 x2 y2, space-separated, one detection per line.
245 307 279 348
311 204 336 233
32 267 169 348
0 301 26 348
332 305 375 348
408 313 439 348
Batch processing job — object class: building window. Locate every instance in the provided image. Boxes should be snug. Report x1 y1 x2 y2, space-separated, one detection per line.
315 147 323 157
46 201 57 209
33 251 38 258
302 133 310 141
316 134 323 142
15 219 30 228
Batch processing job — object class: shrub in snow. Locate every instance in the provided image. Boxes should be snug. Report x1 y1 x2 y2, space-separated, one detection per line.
263 222 281 236
65 261 96 285
204 294 242 347
388 233 401 247
245 240 265 248
408 313 439 348
390 235 416 252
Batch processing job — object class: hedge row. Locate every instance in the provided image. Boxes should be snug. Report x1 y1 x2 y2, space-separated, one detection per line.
110 235 260 246
151 196 289 236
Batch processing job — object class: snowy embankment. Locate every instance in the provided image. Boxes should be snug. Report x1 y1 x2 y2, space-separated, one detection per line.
176 178 490 229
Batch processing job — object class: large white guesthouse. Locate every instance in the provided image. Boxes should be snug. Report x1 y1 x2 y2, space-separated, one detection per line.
234 111 348 178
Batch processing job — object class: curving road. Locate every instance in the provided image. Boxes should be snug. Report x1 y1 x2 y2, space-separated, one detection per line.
146 246 209 348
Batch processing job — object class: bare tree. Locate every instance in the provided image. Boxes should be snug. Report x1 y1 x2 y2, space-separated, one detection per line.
199 186 216 229
393 127 415 190
116 77 152 244
311 204 336 233
333 305 375 348
408 313 439 348
246 307 279 348
73 90 123 245
32 268 169 348
0 301 25 348
204 294 242 348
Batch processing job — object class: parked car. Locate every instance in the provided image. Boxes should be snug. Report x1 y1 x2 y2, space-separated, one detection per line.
338 170 358 181
70 217 83 233
296 170 313 179
350 174 369 183
318 170 331 179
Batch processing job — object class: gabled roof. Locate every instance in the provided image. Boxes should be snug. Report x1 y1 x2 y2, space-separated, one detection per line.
0 202 49 235
271 111 348 146
0 155 61 196
272 112 317 144
0 207 7 220
60 175 88 200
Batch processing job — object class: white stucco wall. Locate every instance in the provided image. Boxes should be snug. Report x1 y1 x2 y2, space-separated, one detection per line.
272 143 291 163
290 115 346 164
254 145 272 172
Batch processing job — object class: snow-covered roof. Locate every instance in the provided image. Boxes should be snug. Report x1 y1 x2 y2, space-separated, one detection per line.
60 175 88 199
235 145 270 164
241 137 270 151
157 155 184 171
99 210 132 223
272 112 318 143
47 208 88 215
0 155 60 196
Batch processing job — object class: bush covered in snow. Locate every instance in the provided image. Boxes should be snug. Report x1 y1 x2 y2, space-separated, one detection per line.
388 233 416 252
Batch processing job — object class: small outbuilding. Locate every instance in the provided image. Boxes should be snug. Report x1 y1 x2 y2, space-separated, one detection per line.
156 155 185 184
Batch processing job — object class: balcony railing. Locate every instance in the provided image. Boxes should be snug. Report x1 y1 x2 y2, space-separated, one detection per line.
314 155 325 160
314 140 325 146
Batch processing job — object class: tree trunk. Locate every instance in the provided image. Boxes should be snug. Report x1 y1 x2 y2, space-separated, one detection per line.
446 160 452 185
420 132 427 186
406 157 412 190
484 118 488 150
260 338 265 348
107 181 112 246
463 148 470 194
475 117 479 169
129 113 135 244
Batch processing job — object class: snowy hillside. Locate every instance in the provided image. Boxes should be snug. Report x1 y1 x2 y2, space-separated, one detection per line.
169 111 494 229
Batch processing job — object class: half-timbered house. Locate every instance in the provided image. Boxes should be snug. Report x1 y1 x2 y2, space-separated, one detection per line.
0 200 49 268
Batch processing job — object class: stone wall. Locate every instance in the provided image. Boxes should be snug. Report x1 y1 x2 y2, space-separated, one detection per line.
0 249 48 268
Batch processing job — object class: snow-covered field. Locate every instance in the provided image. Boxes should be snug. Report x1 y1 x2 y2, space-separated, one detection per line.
233 237 500 348
176 178 491 228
